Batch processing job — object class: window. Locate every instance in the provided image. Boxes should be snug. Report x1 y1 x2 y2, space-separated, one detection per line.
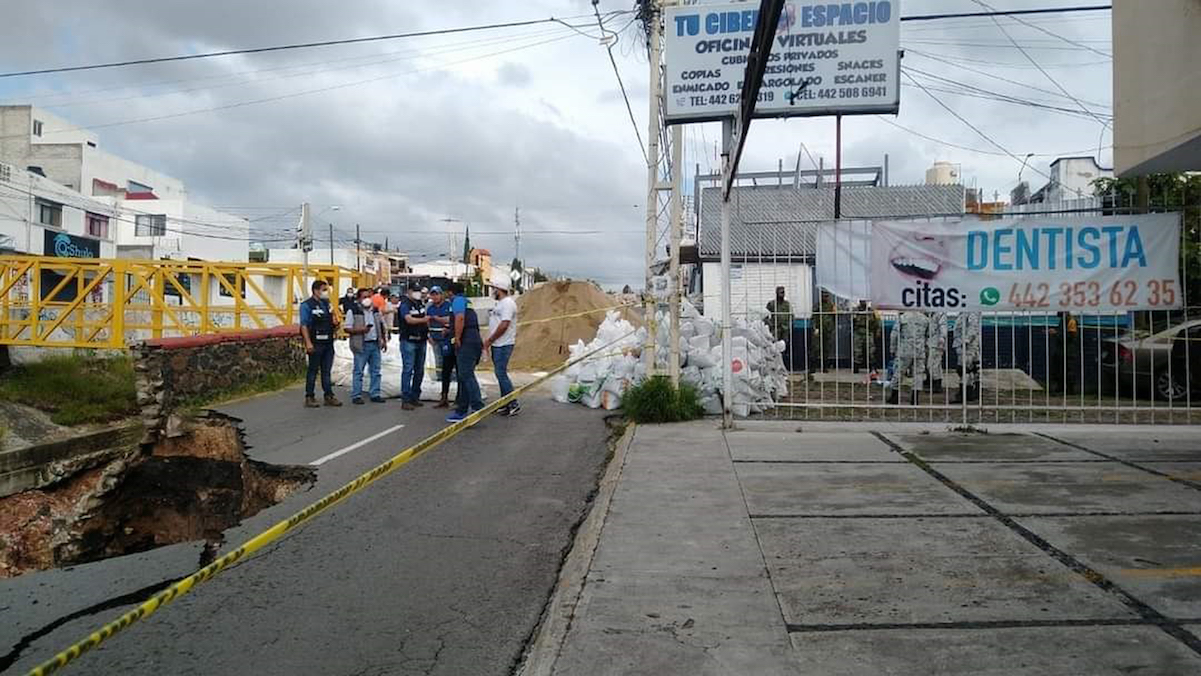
218 273 245 299
135 214 167 237
86 213 109 239
128 180 153 194
32 119 43 137
36 199 63 228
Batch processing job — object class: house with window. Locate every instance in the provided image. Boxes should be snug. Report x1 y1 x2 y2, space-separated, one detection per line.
0 160 117 258
0 105 247 263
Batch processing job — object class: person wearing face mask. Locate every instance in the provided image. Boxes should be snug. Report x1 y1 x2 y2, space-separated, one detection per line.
483 277 520 416
398 282 430 410
346 287 388 405
425 286 455 408
300 280 342 408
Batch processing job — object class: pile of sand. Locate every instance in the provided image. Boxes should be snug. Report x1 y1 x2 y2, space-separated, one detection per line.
511 280 641 371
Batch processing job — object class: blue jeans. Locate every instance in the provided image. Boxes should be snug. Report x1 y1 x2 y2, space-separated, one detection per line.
454 341 484 414
401 339 426 403
306 341 335 397
491 344 515 403
351 342 382 400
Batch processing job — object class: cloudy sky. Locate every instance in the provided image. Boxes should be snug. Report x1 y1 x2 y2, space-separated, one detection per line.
0 0 1113 288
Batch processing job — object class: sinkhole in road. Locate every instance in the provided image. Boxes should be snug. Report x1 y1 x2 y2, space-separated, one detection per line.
0 412 315 578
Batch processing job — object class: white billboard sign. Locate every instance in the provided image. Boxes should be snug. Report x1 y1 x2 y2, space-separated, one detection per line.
869 215 1184 312
663 0 901 123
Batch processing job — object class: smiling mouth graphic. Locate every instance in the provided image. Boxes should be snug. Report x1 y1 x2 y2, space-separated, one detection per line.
891 257 942 280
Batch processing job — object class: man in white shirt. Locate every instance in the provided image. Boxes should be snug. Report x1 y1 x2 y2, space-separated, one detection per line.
483 277 519 416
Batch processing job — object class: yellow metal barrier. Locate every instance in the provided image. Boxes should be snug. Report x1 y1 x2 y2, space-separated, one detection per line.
0 256 362 349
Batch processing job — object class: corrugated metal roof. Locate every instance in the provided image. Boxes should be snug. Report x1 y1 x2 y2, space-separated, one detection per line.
698 184 966 258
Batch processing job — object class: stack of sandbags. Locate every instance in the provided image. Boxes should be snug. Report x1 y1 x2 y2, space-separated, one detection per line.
549 300 787 418
548 311 646 410
331 337 489 401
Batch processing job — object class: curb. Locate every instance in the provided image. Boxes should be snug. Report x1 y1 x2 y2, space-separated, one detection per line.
517 421 636 676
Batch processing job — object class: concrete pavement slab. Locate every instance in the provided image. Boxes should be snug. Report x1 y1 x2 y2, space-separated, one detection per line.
1016 515 1201 618
754 517 1137 625
788 625 1201 675
734 462 984 516
725 431 902 462
930 463 1201 514
552 422 799 675
1038 431 1201 462
888 433 1100 462
1141 463 1201 483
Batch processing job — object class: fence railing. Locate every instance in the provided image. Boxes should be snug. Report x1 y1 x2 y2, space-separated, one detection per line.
0 257 360 349
719 183 1201 424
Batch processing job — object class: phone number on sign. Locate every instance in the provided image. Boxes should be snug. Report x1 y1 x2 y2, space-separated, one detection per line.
1006 280 1178 309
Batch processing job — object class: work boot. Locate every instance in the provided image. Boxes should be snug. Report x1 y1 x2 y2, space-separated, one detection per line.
434 396 450 409
324 394 343 407
931 379 944 394
304 396 320 408
411 400 425 407
402 401 415 411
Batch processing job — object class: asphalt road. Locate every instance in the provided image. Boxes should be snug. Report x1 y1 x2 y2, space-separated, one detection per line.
1 384 615 676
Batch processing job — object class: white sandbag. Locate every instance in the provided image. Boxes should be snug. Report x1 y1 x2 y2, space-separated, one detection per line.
582 389 604 409
550 375 571 403
601 390 622 410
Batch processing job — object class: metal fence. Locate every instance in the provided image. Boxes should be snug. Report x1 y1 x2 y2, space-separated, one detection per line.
0 257 360 349
720 181 1201 424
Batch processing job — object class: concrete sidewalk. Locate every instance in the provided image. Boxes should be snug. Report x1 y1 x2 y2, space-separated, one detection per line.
530 421 1201 675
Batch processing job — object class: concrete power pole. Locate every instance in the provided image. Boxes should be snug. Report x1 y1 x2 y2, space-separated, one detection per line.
643 0 662 376
668 124 683 386
299 202 312 293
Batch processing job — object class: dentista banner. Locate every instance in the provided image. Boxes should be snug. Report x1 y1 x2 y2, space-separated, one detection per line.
869 214 1183 312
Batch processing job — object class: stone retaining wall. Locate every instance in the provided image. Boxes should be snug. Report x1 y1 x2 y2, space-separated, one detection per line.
133 326 306 443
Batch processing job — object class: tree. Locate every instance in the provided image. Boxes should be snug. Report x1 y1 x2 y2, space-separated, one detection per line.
1094 173 1201 324
531 268 549 283
462 226 471 265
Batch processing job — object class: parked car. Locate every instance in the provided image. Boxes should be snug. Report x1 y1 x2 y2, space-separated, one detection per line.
1100 319 1201 402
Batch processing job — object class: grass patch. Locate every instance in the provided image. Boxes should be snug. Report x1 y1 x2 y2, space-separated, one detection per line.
0 354 137 426
622 376 704 424
177 369 305 412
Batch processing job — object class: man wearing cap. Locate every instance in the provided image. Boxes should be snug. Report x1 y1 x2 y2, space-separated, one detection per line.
426 285 455 408
446 282 484 423
398 282 429 410
483 276 520 416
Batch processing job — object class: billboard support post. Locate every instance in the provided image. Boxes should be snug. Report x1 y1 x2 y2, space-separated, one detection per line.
835 114 843 219
720 118 734 429
644 0 662 377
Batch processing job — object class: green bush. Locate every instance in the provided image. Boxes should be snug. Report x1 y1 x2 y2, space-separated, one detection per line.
0 354 138 426
621 376 704 424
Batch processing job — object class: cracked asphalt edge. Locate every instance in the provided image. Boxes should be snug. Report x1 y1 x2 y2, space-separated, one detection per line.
514 418 636 676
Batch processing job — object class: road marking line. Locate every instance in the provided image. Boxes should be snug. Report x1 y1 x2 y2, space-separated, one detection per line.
310 424 405 466
1120 565 1201 579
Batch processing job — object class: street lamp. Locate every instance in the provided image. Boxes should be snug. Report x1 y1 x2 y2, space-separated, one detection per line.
1016 153 1035 184
327 205 341 266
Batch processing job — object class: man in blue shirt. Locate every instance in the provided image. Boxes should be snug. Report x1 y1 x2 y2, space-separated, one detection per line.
425 286 455 408
299 279 342 408
446 282 484 423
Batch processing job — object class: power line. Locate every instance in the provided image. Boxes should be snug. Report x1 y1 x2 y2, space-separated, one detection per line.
0 32 584 142
0 13 627 79
594 1 647 163
901 67 1111 122
905 49 1111 109
967 0 1112 58
900 4 1110 23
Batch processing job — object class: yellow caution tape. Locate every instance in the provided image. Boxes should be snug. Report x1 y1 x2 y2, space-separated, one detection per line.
516 303 636 327
25 330 636 676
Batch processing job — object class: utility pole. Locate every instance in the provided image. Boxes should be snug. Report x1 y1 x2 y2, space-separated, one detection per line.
298 202 312 293
355 224 361 275
514 206 521 263
643 0 662 376
668 123 683 386
329 222 334 266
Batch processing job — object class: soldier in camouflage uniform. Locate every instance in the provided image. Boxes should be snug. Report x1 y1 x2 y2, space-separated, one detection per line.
853 300 881 374
765 286 795 368
888 311 929 405
952 311 982 403
925 311 948 394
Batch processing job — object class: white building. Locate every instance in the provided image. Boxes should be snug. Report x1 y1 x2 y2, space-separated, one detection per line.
924 161 961 186
0 105 247 262
409 260 476 280
1025 156 1113 204
0 160 118 258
